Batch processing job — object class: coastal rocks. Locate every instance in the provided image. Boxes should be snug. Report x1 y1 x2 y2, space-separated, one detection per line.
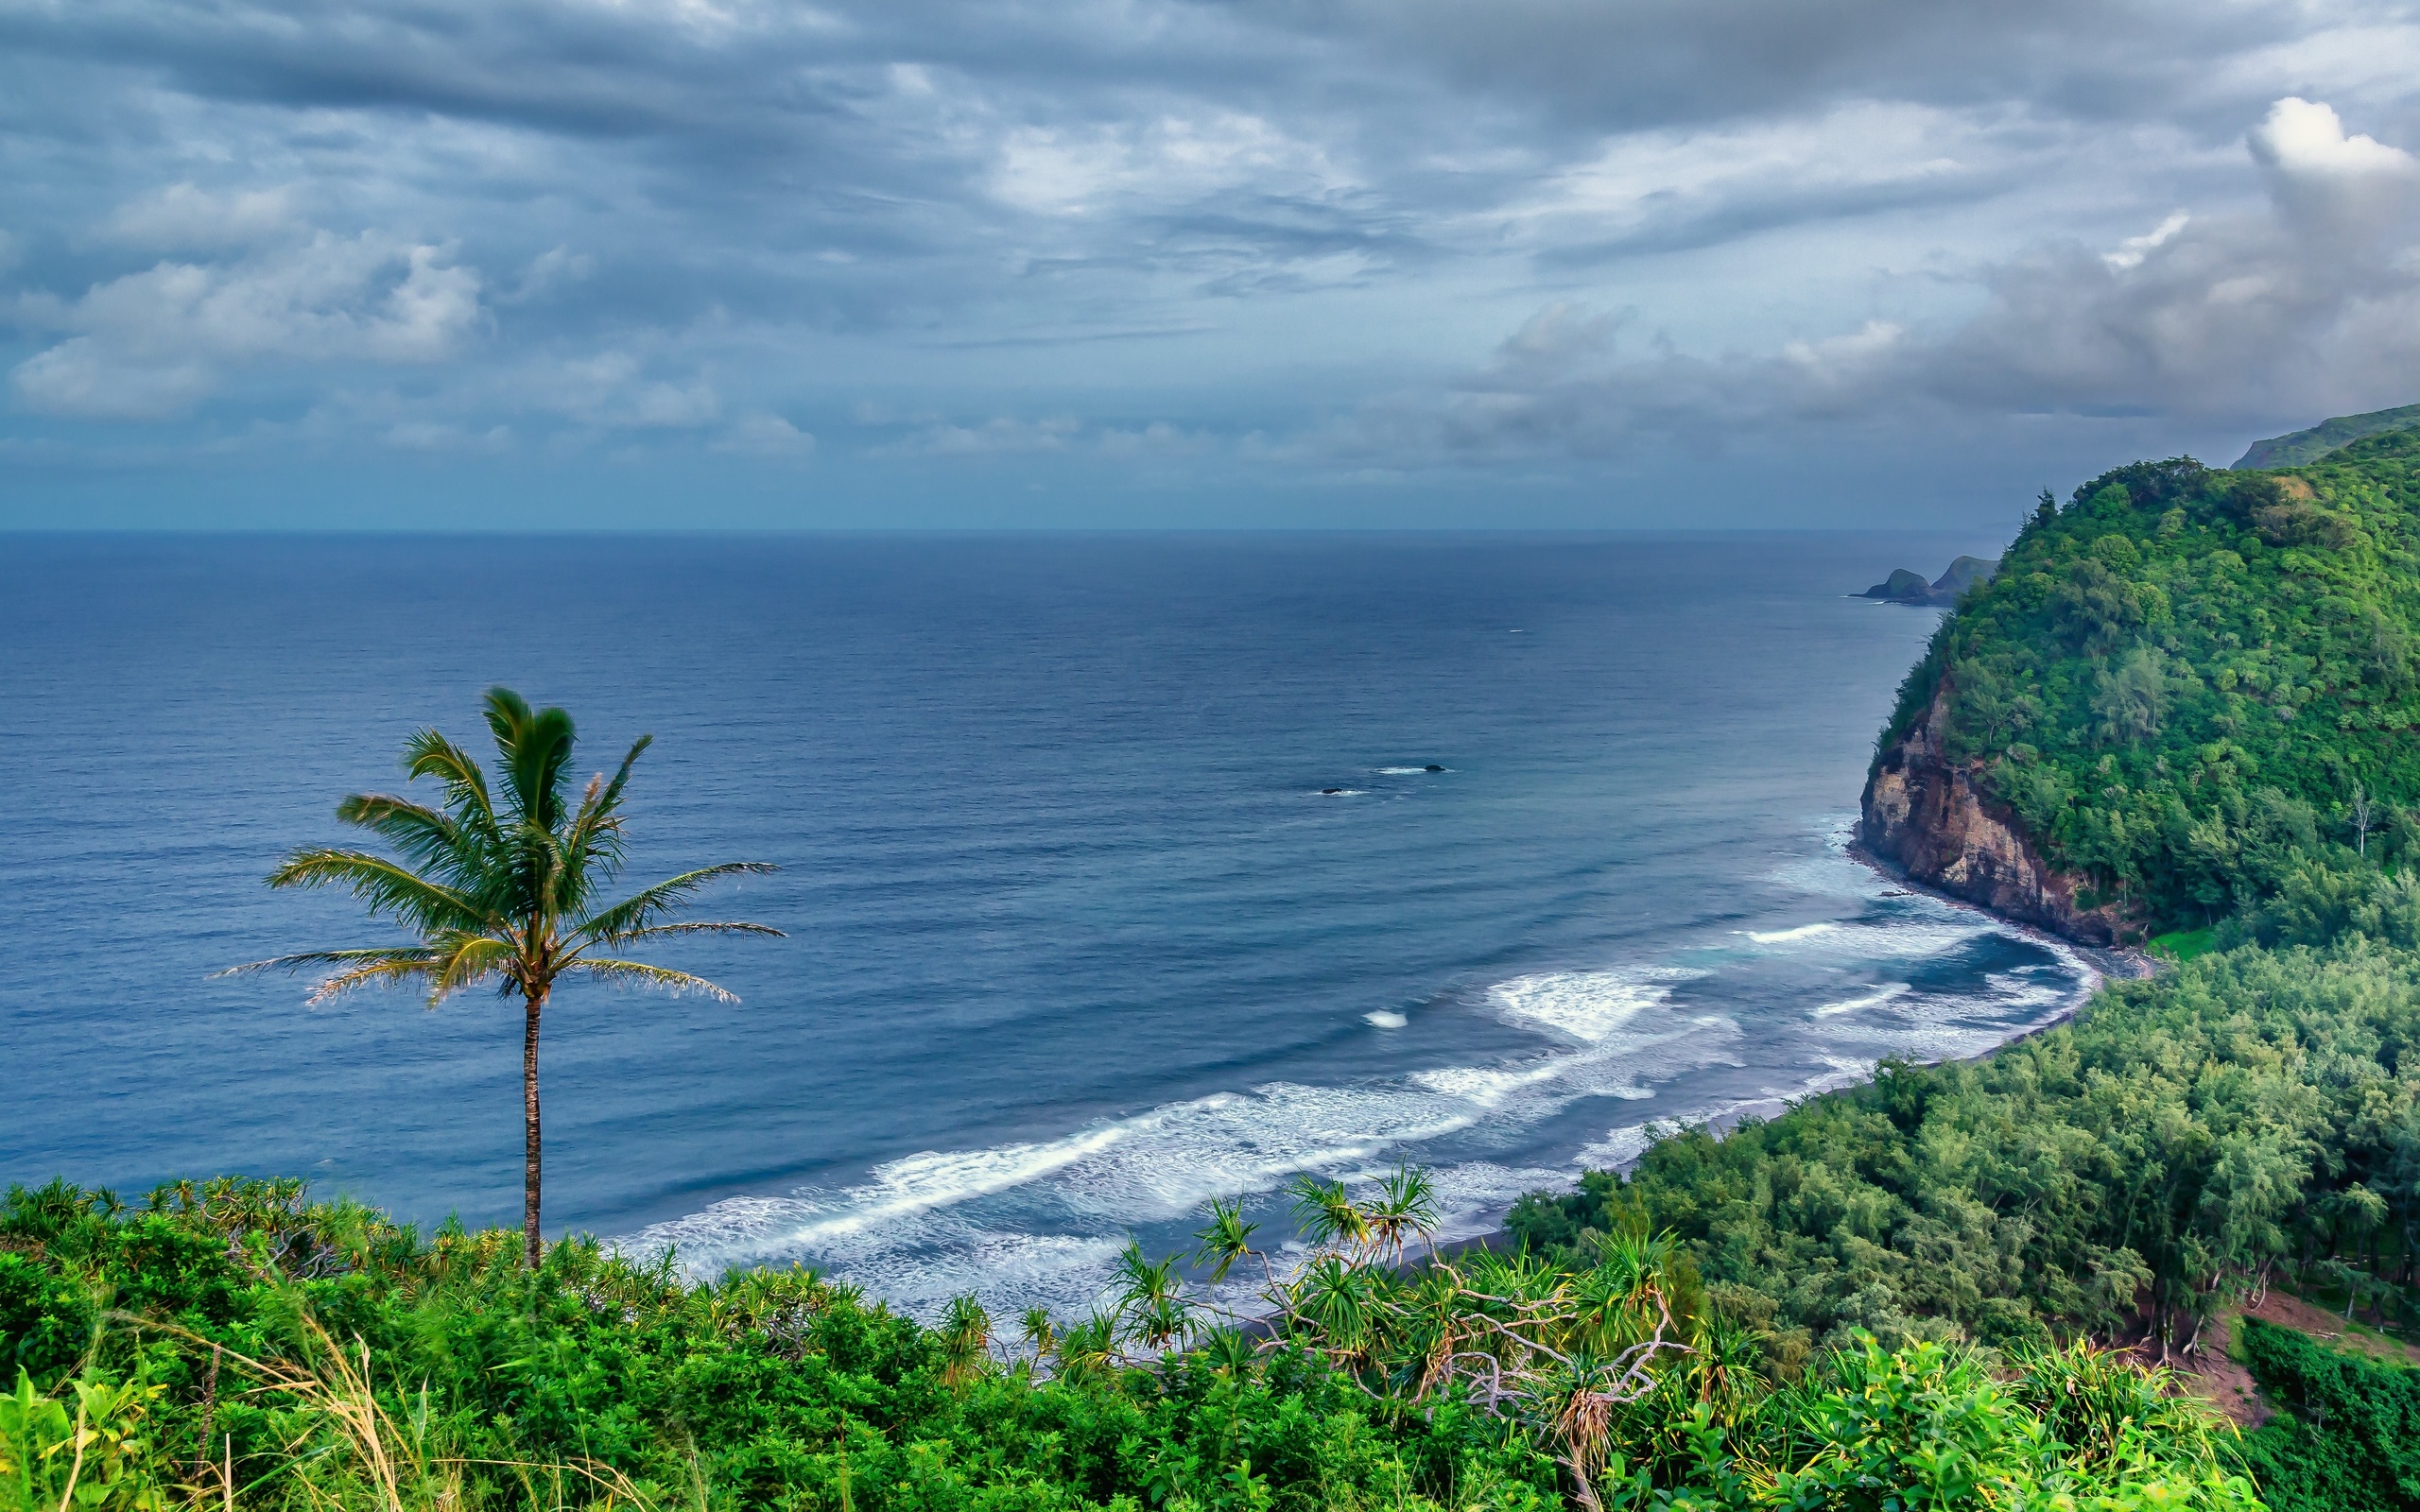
1860 685 2137 945
1865 568 1934 602
1859 555 1999 607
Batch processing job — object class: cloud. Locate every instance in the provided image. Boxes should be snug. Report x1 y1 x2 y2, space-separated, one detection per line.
105 183 299 249
713 411 814 453
1507 102 1997 262
11 227 483 419
1301 95 2420 466
3 0 2420 520
2250 95 2416 180
987 112 1351 216
516 352 722 430
2100 211 2188 270
882 414 1083 455
501 245 595 303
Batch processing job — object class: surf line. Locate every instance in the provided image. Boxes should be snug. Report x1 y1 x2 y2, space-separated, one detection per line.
1371 850 2131 1270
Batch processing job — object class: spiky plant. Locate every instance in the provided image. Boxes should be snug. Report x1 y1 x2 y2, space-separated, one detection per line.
222 688 780 1267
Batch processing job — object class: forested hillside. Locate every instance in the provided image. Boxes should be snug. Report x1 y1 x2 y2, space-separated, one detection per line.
1511 423 2420 1511
1508 941 2420 1363
1880 427 2420 935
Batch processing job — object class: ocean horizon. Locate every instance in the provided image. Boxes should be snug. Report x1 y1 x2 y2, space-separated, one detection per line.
1 529 2085 1321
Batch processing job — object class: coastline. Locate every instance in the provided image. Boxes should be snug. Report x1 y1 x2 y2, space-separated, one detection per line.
1415 839 2147 1264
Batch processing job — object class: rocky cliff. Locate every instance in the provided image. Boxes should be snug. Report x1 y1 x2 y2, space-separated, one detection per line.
1859 683 2137 945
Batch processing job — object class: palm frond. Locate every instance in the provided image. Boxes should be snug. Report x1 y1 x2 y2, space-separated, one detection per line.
401 729 500 840
562 735 651 887
333 794 487 885
510 816 573 921
485 688 579 831
579 921 786 944
266 849 494 935
566 958 742 1002
572 864 779 946
214 947 446 1005
432 935 516 1002
302 955 447 1005
214 946 442 979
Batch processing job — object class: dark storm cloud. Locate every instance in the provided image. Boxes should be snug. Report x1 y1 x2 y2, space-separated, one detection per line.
1 0 2417 524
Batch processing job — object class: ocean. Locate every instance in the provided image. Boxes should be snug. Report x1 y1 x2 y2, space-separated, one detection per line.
0 531 2085 1320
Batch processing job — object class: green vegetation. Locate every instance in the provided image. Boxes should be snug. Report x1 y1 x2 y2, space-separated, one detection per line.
2235 1320 2420 1511
1495 420 2420 1509
1881 428 2420 934
1508 940 2420 1365
219 689 780 1268
0 1173 2254 1511
2147 927 2218 963
46 419 2420 1507
2234 402 2420 470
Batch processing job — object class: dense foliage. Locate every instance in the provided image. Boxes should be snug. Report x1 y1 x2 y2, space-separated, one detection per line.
49 434 2420 1507
1878 427 2420 930
2235 1320 2420 1511
1508 941 2420 1366
0 1174 2251 1511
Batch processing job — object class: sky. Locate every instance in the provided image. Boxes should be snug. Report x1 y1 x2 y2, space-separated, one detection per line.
4 1 2420 530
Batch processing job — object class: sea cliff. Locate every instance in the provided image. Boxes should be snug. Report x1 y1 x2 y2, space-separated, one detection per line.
1859 679 2136 945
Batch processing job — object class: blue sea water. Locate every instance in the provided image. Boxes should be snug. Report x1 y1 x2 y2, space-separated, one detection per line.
0 532 2086 1319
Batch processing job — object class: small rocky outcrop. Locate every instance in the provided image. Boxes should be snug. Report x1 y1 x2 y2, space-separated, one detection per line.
1859 555 1999 607
1860 684 2137 945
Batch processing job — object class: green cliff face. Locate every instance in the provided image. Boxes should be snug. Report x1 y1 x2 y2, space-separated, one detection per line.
1868 426 2420 935
2234 401 2420 470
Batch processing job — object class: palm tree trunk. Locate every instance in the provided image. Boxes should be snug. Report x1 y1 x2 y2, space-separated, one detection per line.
524 988 545 1268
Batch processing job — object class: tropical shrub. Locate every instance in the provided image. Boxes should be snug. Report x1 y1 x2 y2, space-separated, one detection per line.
2236 1320 2420 1512
0 1172 2250 1511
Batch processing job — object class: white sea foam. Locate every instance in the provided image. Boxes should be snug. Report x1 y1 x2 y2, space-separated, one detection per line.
634 989 1742 1312
635 814 2101 1326
1487 967 1708 1042
1375 766 1446 775
1411 1059 1571 1108
1574 1123 1658 1171
1745 921 1839 945
1765 819 1895 901
1982 970 2066 1012
1812 982 1912 1018
638 1079 1486 1282
1745 917 1992 958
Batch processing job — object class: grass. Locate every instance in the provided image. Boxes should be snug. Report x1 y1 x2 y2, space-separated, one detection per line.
2148 926 2220 962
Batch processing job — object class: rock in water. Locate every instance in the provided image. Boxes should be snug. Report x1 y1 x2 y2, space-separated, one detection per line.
1928 555 1998 601
1862 568 1934 602
1861 557 2000 606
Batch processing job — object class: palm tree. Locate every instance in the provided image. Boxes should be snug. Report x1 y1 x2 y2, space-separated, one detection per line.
222 688 781 1267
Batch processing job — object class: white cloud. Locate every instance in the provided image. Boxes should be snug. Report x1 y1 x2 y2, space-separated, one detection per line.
1503 102 1981 252
887 414 1082 455
2102 211 2188 270
513 351 722 430
384 421 512 451
9 341 217 421
10 228 483 419
1306 96 2420 465
503 244 595 303
106 183 299 249
2250 96 2417 181
988 112 1350 215
713 411 813 453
